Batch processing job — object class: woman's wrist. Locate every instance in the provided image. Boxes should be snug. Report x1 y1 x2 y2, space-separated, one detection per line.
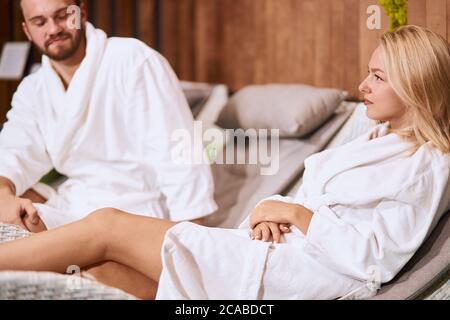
291 204 313 235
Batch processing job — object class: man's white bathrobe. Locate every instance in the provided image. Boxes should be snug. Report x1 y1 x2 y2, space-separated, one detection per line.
0 23 217 229
156 123 450 300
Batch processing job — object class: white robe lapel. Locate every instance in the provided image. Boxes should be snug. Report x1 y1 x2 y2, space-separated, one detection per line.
302 124 414 210
41 23 107 165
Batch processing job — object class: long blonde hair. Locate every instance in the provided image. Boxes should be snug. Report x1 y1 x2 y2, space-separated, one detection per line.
380 25 450 154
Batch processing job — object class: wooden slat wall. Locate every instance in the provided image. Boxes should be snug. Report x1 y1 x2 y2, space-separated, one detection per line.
448 0 450 40
0 0 12 124
408 0 449 40
426 0 447 37
115 0 135 37
160 0 196 79
1 0 450 122
92 0 114 36
137 0 157 47
172 0 389 99
158 0 450 98
0 0 26 124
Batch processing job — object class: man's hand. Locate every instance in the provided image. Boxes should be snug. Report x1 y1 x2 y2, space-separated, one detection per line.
0 194 42 231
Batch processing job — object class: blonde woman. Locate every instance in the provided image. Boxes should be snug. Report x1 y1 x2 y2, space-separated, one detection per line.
1 25 450 300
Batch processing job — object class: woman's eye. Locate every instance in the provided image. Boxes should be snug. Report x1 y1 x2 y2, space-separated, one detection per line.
374 74 382 81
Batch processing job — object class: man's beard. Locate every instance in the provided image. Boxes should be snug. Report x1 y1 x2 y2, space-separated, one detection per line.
38 27 84 61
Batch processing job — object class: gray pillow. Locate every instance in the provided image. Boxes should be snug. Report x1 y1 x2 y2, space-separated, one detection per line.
217 84 347 138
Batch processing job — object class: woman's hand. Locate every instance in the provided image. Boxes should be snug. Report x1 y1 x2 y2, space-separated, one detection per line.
250 200 314 235
251 222 291 243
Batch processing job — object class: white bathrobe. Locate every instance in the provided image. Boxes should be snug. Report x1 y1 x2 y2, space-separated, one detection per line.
0 23 217 229
156 123 450 300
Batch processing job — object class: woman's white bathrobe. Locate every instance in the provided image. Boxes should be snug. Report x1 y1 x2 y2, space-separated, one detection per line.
0 23 217 229
156 124 450 300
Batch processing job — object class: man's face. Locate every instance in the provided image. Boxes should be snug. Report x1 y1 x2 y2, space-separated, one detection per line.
21 0 86 61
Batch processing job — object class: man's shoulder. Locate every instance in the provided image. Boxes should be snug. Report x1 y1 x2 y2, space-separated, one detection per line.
104 37 165 66
16 70 42 95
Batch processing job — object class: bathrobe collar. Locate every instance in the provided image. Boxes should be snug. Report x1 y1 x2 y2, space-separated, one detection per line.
302 123 417 209
41 22 107 161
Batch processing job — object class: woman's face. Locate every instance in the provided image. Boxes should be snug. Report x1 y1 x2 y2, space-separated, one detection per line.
359 46 410 130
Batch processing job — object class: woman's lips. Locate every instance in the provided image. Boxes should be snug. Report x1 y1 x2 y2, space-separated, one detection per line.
364 99 374 106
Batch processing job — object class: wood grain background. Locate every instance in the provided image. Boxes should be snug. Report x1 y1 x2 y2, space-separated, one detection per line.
1 0 449 123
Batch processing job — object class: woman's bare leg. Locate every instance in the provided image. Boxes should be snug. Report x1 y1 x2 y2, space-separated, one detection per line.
84 261 158 300
0 208 176 284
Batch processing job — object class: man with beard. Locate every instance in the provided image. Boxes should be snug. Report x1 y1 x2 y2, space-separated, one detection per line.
0 1 216 241
0 0 218 299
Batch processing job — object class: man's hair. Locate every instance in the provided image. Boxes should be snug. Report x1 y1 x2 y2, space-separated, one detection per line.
20 0 82 11
20 0 82 21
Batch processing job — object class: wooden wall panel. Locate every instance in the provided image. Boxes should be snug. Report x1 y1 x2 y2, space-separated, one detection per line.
174 0 196 80
12 1 27 42
93 0 113 36
2 0 450 123
427 0 447 38
314 0 332 88
115 0 135 37
343 0 361 99
448 0 450 40
296 0 316 85
0 0 24 124
137 0 157 48
194 0 221 82
0 1 11 44
0 0 12 124
267 0 304 83
160 0 196 79
408 0 427 27
219 0 270 88
409 0 450 41
172 0 389 99
329 0 346 90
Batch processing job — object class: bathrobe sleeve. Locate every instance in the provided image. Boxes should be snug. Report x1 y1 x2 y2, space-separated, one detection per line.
0 79 53 196
303 166 450 283
127 52 218 221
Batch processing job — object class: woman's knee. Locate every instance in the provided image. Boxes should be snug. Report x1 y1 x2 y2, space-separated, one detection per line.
84 208 124 251
85 208 123 231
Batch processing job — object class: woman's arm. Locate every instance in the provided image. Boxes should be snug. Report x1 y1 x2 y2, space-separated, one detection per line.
250 200 313 235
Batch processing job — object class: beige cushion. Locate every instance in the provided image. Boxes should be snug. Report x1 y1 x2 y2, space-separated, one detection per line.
217 84 347 138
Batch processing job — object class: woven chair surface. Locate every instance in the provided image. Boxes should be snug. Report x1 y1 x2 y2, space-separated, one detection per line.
0 223 137 300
